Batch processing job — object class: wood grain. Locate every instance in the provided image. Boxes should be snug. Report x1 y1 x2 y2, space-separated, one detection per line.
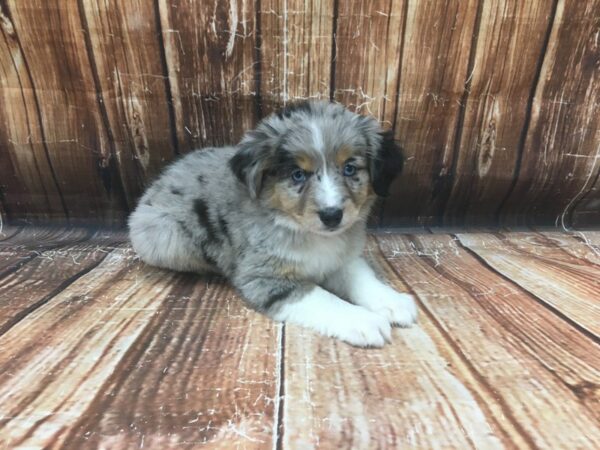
0 252 279 449
332 0 405 124
80 0 178 206
0 227 92 274
158 0 259 152
498 0 600 228
58 276 280 450
381 0 481 227
377 234 600 448
4 0 128 225
259 0 335 114
457 232 600 337
442 0 556 226
0 241 116 335
0 1 67 222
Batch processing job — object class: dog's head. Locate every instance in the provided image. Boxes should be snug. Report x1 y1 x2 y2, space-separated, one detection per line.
230 101 404 234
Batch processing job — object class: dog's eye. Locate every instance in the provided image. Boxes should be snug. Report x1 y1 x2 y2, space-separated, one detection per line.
291 169 307 183
343 163 357 177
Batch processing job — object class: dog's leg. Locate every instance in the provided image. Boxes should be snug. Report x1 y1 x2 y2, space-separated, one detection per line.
323 257 417 327
234 277 392 347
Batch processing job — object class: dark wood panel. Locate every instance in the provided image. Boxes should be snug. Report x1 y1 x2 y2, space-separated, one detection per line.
498 0 600 228
4 0 128 225
377 234 600 447
381 0 481 227
0 1 67 222
259 0 335 114
333 0 405 125
0 0 597 228
158 0 259 152
442 0 556 226
80 0 178 207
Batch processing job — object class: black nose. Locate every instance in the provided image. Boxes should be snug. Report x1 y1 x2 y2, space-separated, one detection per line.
318 208 343 228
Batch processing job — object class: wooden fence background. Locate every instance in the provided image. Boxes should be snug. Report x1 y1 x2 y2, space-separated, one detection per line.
0 0 598 228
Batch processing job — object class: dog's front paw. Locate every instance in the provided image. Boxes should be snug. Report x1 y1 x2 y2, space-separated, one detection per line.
331 308 392 348
366 288 418 328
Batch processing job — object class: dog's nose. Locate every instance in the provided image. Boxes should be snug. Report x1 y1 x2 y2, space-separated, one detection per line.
318 208 343 228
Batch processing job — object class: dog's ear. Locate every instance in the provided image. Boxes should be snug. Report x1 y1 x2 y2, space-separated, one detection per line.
369 130 404 197
229 130 273 199
356 114 404 197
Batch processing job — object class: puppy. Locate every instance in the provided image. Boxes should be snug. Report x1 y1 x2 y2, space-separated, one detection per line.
129 101 417 347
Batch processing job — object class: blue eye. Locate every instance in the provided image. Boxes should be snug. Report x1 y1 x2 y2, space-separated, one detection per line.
291 169 306 183
343 163 357 177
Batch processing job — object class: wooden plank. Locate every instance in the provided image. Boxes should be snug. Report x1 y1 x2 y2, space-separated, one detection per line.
442 1 556 226
0 227 93 274
0 245 279 449
158 0 259 151
377 234 600 448
58 277 280 450
498 0 600 228
333 0 405 124
4 1 129 225
381 0 480 227
259 0 334 114
80 0 178 206
280 239 522 448
0 241 116 335
457 232 600 337
537 231 600 266
0 1 67 222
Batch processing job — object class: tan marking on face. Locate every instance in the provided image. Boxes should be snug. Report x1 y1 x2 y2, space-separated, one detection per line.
335 145 355 166
265 178 319 229
295 153 316 172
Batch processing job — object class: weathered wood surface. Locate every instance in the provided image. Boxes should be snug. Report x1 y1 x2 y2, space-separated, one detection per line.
381 0 480 227
442 1 556 226
377 233 600 448
159 0 259 152
457 232 600 337
1 0 128 225
260 0 334 114
0 229 279 449
0 227 599 448
0 0 598 228
497 0 600 228
80 0 178 206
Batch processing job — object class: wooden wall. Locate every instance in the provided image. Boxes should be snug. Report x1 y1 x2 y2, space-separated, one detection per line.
0 0 598 228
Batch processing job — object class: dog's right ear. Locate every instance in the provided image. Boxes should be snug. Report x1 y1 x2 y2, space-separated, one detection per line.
229 130 273 199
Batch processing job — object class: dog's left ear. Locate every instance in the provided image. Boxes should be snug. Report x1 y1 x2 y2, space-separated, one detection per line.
369 130 404 197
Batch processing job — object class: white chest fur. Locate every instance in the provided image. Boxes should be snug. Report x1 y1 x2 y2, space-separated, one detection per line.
272 230 364 282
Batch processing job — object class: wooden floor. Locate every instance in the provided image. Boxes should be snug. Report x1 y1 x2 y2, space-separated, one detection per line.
0 226 598 449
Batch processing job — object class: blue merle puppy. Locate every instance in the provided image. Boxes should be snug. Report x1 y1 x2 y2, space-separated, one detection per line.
129 101 417 347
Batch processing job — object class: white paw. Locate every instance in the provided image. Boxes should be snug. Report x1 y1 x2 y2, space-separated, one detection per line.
365 289 418 327
329 307 392 348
